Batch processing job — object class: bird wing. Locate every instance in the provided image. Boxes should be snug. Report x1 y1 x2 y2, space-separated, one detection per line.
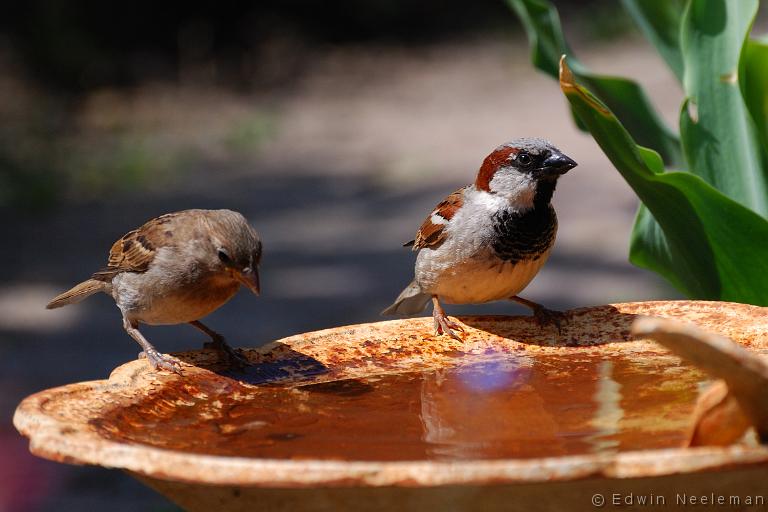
92 212 182 280
407 187 466 250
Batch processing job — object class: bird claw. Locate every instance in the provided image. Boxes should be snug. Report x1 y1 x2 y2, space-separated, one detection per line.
532 306 567 333
143 349 183 375
434 313 464 342
221 345 250 369
204 336 249 369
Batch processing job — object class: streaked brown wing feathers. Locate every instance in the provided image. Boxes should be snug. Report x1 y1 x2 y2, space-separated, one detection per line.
410 188 465 250
92 213 179 280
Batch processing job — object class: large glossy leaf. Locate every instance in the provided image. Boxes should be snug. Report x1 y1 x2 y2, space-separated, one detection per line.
740 38 768 152
560 57 768 305
507 0 683 167
679 0 768 216
621 0 686 83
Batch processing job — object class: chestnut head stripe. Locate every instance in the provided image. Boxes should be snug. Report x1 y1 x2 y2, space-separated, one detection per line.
475 146 519 191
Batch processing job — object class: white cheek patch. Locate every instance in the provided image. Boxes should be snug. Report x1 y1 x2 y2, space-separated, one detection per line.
488 168 537 210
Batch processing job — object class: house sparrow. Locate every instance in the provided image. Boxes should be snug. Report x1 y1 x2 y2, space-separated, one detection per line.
46 209 262 374
383 138 577 340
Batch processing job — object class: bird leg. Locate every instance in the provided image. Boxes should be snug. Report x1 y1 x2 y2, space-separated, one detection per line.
510 295 566 332
432 296 464 341
189 320 249 368
122 317 182 374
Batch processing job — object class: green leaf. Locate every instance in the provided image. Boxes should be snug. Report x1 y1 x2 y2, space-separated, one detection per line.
560 57 768 305
507 0 571 78
621 0 686 83
507 0 683 167
679 0 768 216
740 38 768 152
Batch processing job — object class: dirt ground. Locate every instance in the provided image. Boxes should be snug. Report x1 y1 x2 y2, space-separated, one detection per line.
1 35 682 511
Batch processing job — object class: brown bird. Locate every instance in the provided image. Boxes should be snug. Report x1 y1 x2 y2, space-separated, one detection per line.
47 209 262 373
383 138 577 339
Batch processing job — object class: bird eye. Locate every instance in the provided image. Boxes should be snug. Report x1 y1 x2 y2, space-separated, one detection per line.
218 249 232 265
517 152 533 167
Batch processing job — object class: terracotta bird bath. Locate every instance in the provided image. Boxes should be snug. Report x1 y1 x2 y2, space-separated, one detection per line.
14 301 768 511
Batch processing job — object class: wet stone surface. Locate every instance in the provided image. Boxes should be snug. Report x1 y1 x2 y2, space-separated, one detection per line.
15 301 768 491
93 351 706 461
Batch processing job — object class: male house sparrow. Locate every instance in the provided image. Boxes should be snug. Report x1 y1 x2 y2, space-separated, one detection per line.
383 138 577 339
46 209 262 373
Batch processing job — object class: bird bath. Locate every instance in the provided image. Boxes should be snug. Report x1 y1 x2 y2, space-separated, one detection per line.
14 301 768 511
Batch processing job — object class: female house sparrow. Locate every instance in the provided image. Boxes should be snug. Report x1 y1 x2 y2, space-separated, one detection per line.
383 138 577 340
47 209 262 373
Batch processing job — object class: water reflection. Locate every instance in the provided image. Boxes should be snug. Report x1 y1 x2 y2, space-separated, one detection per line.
420 354 540 459
96 352 704 460
420 353 601 459
455 354 530 393
586 360 623 453
418 353 700 460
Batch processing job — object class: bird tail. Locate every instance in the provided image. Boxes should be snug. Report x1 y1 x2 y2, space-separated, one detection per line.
382 280 431 316
46 279 105 309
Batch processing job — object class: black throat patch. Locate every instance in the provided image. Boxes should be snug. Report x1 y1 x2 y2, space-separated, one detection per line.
490 182 558 264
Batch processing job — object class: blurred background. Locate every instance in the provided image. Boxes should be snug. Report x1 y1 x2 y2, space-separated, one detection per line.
2 0 739 509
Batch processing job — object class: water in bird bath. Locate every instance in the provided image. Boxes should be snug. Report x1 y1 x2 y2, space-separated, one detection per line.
93 351 706 461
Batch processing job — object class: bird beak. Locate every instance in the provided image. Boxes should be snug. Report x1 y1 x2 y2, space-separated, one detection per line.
541 152 578 177
236 267 260 295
